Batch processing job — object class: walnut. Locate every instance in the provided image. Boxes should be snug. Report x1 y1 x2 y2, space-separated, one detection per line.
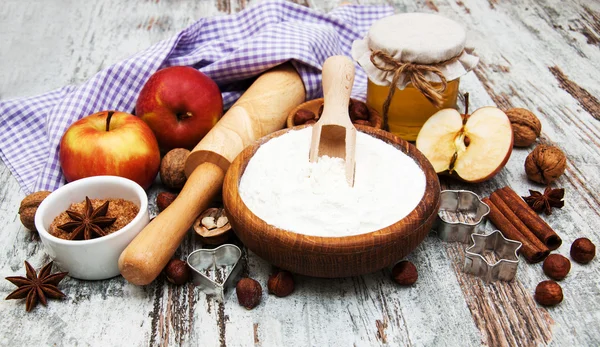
19 191 51 231
160 148 190 190
193 208 231 245
505 108 541 147
525 145 566 184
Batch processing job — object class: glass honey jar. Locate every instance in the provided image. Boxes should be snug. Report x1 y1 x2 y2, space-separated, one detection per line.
352 13 478 141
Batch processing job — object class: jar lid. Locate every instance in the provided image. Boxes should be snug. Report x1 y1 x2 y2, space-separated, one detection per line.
352 13 478 89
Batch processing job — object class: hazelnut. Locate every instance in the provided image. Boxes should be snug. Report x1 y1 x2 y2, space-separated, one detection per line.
164 259 190 285
534 280 563 306
391 260 418 285
505 108 541 147
267 270 294 297
160 148 190 190
349 99 370 121
293 109 316 125
542 254 570 280
524 144 567 184
19 191 51 231
353 119 372 126
236 277 262 309
570 238 596 264
156 192 177 212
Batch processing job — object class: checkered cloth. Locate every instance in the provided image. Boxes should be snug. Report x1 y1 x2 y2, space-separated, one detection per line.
0 0 392 194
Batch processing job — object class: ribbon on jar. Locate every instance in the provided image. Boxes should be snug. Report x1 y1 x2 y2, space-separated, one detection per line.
369 50 460 130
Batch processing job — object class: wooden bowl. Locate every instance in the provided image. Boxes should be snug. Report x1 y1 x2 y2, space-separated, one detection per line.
223 126 440 278
286 98 383 129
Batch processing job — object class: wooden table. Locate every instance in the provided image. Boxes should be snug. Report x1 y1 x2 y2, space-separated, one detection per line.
1 0 599 346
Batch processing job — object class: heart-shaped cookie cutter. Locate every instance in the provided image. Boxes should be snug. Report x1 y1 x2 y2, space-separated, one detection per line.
434 190 490 243
187 244 243 301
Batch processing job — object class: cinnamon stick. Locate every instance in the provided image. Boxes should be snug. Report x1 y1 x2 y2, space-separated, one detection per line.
490 192 550 254
496 187 562 250
482 197 548 263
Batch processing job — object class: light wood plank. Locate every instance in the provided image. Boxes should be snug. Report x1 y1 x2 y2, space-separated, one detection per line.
1 0 599 346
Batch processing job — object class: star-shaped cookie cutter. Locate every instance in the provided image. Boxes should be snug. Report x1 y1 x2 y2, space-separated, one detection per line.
187 244 243 301
464 230 522 282
435 190 490 243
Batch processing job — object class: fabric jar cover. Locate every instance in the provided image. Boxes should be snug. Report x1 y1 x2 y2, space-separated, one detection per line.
351 13 479 90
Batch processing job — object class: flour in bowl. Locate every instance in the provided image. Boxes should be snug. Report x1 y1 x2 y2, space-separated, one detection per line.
238 128 426 237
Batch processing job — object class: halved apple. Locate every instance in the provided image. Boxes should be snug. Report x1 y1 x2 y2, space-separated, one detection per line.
416 106 513 183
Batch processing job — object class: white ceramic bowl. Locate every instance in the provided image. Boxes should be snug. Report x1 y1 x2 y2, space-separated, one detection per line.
35 176 149 280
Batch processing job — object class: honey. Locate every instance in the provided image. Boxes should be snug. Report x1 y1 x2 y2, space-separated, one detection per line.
367 79 460 141
352 12 478 141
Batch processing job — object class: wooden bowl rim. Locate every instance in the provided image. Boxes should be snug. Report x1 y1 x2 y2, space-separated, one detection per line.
223 125 440 253
286 98 383 129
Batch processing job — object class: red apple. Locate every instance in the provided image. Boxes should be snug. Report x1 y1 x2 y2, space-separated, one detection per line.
135 66 223 151
59 110 160 189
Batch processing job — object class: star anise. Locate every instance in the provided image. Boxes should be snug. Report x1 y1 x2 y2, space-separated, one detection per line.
523 186 565 215
5 261 68 312
57 196 117 240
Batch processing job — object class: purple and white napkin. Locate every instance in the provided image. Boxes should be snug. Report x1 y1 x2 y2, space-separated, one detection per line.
0 0 393 194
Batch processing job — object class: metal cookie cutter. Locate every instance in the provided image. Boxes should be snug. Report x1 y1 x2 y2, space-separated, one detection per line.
187 244 243 301
464 230 522 282
435 190 490 243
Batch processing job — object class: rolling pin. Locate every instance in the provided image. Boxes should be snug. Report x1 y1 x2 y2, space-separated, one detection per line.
119 63 305 285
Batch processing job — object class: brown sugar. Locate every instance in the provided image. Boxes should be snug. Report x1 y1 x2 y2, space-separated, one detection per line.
49 198 139 240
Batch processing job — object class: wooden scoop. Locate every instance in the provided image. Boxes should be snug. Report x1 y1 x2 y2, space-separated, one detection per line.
309 55 357 186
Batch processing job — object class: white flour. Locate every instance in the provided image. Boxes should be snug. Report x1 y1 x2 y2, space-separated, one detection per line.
239 128 426 237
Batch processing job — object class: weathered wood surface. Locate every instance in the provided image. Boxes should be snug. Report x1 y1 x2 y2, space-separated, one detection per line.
1 0 599 346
